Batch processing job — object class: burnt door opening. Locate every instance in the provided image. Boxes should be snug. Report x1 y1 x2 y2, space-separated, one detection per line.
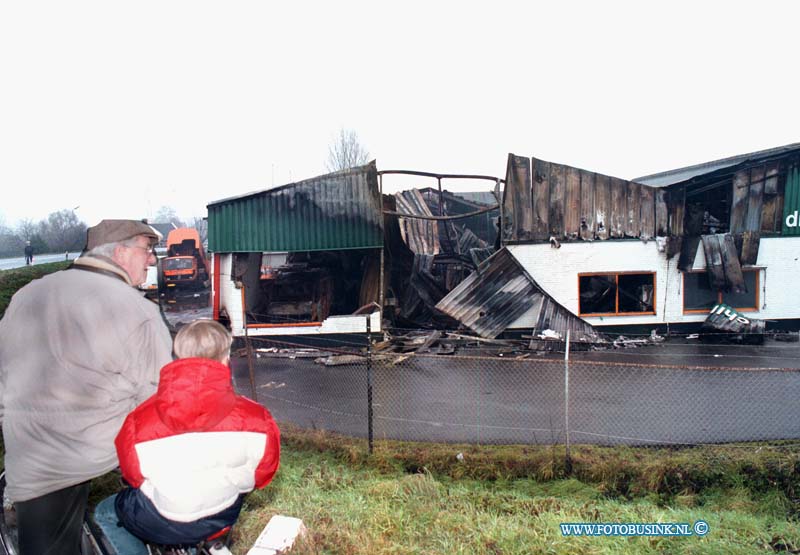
241 249 377 325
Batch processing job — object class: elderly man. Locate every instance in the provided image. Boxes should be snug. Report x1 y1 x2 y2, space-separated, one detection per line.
0 219 173 555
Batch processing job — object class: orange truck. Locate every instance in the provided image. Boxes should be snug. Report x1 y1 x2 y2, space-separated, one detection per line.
159 228 210 301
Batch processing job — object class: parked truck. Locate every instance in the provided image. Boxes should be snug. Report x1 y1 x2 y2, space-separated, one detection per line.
159 228 210 304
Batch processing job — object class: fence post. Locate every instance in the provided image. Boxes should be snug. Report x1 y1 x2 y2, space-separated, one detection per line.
245 330 258 403
366 314 374 455
564 329 572 474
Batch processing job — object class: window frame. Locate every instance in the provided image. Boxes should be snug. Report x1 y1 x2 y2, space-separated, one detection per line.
577 271 657 317
682 268 760 314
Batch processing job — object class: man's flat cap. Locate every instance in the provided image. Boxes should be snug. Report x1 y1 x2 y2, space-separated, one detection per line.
86 220 159 250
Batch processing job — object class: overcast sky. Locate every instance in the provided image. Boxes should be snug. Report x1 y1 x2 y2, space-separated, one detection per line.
1 1 798 227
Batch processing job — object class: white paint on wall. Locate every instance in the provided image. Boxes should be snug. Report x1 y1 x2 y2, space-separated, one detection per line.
507 236 800 328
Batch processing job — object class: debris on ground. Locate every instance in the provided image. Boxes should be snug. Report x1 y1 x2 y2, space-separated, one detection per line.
314 353 408 366
612 336 653 348
258 381 286 390
772 331 800 342
314 354 366 367
256 348 334 359
612 330 666 349
246 514 306 555
538 329 562 340
700 303 765 344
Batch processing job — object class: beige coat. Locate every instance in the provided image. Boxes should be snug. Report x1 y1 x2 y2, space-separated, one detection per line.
0 255 173 501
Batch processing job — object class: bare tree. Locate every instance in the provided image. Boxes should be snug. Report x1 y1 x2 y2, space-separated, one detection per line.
153 206 185 228
37 210 87 252
325 128 370 173
16 219 37 242
188 216 208 245
0 222 22 258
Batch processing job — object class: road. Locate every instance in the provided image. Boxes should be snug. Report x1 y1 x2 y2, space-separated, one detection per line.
0 252 81 271
231 338 800 446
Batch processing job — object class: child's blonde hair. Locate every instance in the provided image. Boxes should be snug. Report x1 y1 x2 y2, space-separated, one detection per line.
173 319 233 362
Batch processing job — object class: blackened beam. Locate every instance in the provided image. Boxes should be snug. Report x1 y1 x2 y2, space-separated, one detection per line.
379 170 504 183
384 204 499 221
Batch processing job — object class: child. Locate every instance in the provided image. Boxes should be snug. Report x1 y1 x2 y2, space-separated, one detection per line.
114 319 280 546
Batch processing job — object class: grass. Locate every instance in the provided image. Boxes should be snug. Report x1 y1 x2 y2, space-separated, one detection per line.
219 428 800 555
78 426 800 554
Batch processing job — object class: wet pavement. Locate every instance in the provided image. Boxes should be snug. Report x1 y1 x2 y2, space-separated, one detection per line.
161 303 213 329
160 300 800 446
229 336 800 446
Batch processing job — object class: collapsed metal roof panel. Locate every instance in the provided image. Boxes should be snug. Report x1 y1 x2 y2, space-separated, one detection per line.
634 142 800 188
435 247 600 341
395 189 440 255
435 248 535 338
207 162 383 253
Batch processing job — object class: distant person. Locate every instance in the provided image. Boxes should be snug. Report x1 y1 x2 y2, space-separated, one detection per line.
0 219 172 555
114 319 281 546
23 241 33 265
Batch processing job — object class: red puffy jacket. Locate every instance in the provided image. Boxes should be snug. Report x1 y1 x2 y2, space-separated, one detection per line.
115 357 280 522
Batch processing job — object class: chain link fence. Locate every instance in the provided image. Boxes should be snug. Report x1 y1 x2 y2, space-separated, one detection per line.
237 331 800 453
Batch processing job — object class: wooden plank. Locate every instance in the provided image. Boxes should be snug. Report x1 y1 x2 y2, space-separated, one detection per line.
531 158 550 242
655 188 668 236
685 203 705 236
504 154 532 241
625 181 641 237
729 169 749 233
702 235 726 290
678 236 701 271
740 230 761 266
745 165 765 232
774 172 785 234
761 161 780 232
609 177 627 238
579 171 595 241
639 185 655 240
668 186 685 237
594 174 610 240
764 160 780 195
548 162 566 238
679 203 704 270
666 236 683 259
564 166 581 240
720 233 746 293
761 195 779 233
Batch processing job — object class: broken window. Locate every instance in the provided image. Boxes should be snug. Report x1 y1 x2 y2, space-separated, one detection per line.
683 269 759 312
579 273 655 316
685 178 732 235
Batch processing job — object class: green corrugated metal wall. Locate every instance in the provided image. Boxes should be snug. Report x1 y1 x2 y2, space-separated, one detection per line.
782 165 800 236
207 163 384 252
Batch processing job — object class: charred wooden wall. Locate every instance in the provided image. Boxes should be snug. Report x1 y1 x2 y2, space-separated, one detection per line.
503 154 672 244
730 160 784 235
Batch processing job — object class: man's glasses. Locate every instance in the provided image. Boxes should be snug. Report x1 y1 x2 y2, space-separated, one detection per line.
125 244 156 256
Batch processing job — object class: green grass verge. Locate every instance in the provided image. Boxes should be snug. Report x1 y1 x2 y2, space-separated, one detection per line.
0 262 70 318
226 429 800 555
80 427 800 555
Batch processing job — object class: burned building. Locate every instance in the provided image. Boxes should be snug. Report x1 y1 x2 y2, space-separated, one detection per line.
207 142 800 342
207 163 383 338
501 143 800 333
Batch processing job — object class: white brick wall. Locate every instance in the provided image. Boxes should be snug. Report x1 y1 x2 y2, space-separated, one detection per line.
507 237 800 329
